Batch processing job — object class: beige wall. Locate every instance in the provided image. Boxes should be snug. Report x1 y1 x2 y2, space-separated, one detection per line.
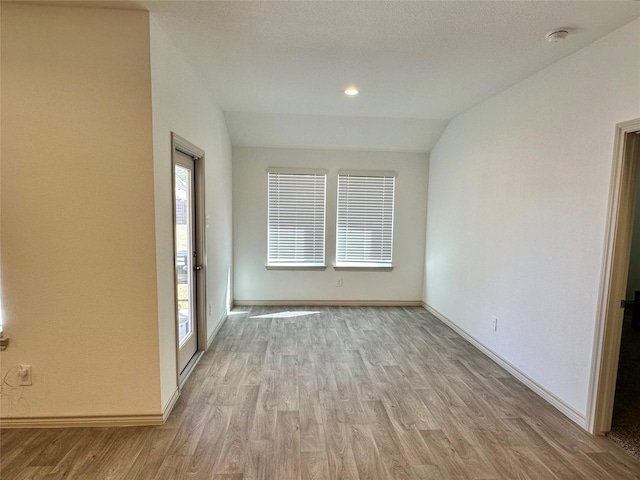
1 4 161 417
149 18 233 409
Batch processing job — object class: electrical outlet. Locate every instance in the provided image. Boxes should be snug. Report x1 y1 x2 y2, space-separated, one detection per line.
17 365 32 386
491 316 498 332
208 303 212 316
336 277 343 287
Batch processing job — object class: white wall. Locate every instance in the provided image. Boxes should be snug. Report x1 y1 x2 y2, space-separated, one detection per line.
225 111 448 153
1 4 160 417
149 18 233 408
425 18 640 419
233 147 428 303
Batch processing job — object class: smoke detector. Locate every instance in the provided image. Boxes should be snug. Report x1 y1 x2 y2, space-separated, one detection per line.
546 29 569 43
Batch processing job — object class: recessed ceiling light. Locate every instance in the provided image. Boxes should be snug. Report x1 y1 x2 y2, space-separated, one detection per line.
344 87 359 96
546 29 569 43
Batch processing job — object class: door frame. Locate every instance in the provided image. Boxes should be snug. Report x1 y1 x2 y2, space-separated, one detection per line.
588 118 640 434
171 133 207 387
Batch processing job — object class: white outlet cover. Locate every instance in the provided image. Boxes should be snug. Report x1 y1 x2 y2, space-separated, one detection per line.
18 365 32 386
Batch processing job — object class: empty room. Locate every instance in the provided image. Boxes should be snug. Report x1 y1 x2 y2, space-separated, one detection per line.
2 0 640 478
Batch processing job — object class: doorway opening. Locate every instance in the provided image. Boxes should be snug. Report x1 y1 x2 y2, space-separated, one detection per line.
172 133 207 386
590 120 640 446
608 301 640 456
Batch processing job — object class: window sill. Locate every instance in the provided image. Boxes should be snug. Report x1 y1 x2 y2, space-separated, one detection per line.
333 264 393 271
265 264 327 271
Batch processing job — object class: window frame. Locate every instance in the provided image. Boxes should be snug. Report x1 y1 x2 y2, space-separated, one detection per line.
266 167 328 269
335 170 396 269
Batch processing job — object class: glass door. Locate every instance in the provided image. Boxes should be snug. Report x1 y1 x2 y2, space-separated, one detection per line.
174 152 198 373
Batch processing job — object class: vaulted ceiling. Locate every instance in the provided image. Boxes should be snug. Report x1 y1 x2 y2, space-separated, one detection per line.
21 1 640 151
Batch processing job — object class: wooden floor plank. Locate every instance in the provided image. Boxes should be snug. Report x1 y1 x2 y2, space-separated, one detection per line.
350 424 388 480
273 410 301 480
298 374 325 453
322 409 360 480
300 450 330 480
216 384 259 474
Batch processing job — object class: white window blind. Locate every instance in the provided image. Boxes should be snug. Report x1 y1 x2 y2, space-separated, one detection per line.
268 170 326 267
336 172 395 267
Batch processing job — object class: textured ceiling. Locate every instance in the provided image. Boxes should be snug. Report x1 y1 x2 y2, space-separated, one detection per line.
18 1 640 151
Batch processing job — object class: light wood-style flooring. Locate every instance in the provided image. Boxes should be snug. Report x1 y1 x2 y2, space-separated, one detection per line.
2 306 640 479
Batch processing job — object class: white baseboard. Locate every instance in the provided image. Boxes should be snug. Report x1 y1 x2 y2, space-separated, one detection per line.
422 302 587 430
0 412 164 429
162 387 180 423
179 350 205 387
233 300 423 307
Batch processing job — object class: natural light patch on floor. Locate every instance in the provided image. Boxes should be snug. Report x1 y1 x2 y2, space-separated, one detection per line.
250 311 320 319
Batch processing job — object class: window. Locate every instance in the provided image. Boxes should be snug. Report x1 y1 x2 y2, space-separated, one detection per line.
267 169 327 267
336 171 396 267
